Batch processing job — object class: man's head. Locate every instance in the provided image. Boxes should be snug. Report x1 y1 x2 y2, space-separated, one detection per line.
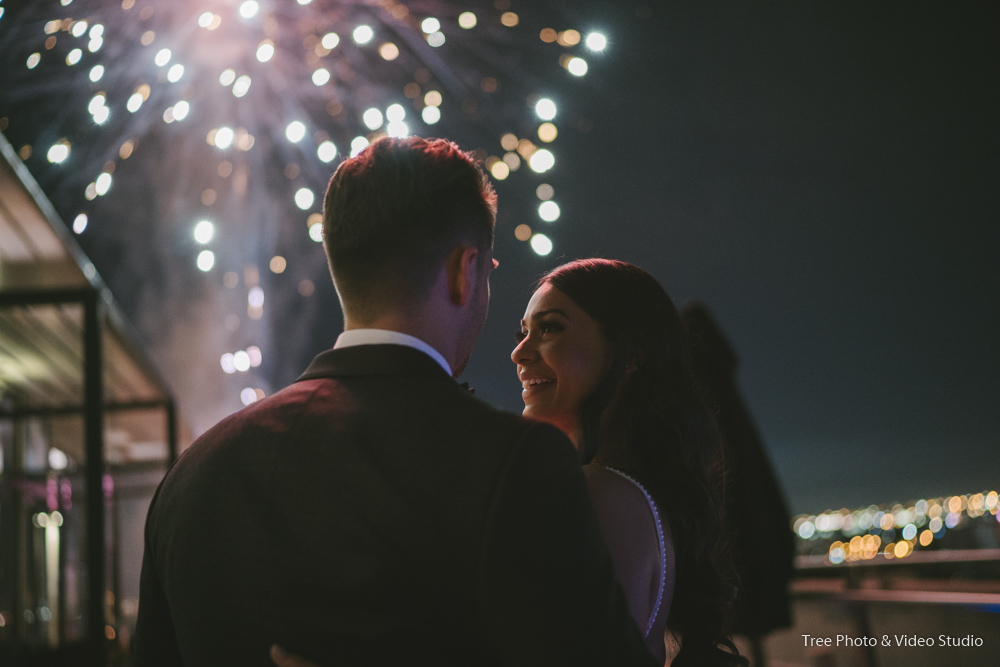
322 137 498 373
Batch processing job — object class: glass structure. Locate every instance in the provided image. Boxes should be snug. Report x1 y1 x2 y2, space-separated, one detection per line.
0 132 181 666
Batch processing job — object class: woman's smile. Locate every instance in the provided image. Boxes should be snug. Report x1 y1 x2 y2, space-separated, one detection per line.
511 283 612 445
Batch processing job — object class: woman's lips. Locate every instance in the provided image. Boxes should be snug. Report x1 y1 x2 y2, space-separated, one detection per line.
521 378 555 395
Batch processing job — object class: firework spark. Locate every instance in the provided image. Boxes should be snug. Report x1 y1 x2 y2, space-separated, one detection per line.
0 0 611 429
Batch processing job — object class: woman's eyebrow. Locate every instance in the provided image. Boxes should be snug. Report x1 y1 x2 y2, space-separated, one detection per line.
532 308 569 321
520 308 570 327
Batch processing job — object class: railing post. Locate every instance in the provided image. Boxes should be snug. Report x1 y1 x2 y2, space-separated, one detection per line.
166 399 178 463
83 290 107 666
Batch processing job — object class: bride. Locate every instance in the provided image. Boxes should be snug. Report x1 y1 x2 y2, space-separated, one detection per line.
273 258 745 666
512 259 744 666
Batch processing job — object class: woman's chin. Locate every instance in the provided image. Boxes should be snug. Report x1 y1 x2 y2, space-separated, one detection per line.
522 406 563 431
522 404 546 423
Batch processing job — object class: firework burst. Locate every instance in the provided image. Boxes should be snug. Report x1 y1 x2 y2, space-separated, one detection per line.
0 0 611 426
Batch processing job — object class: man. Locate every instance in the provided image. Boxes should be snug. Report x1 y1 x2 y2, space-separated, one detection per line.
134 137 655 666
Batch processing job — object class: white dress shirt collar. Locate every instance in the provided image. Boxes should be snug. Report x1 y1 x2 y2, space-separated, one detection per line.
333 329 453 377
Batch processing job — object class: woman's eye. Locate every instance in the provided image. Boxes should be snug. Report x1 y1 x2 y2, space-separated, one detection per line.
516 321 562 341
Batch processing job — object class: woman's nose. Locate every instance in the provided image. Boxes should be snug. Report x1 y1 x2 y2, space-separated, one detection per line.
511 336 534 365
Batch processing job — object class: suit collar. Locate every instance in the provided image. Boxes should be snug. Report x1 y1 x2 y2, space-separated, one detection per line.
334 329 452 377
296 344 454 383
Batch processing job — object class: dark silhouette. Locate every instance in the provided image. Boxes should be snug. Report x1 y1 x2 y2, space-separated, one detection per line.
681 303 794 666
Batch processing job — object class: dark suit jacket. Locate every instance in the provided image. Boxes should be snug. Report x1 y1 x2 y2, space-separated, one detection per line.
134 345 654 666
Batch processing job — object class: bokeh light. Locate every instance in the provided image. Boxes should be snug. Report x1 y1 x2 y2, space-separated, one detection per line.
308 222 323 242
363 108 384 130
321 32 340 49
530 233 553 256
285 121 306 143
387 121 408 138
232 75 252 97
379 43 399 61
351 136 370 157
317 140 337 162
567 57 588 76
47 142 70 164
312 68 331 86
248 286 265 308
528 149 555 173
585 32 607 51
558 29 581 46
95 173 112 195
535 98 557 120
233 350 251 372
294 188 315 210
194 220 214 244
196 250 215 272
421 106 441 124
214 127 235 149
256 41 275 62
172 100 190 121
490 161 510 180
154 48 171 67
538 201 560 222
386 103 406 122
353 25 374 44
424 90 443 107
239 1 259 19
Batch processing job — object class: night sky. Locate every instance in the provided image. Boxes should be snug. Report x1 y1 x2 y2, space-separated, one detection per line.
465 2 1000 514
3 2 997 514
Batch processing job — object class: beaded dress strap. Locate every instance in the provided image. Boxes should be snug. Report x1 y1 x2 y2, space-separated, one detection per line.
604 467 668 637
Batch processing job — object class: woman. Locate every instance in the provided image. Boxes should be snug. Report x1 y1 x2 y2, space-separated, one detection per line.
512 259 744 666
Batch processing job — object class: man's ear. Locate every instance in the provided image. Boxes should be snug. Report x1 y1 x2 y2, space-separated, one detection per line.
445 245 480 306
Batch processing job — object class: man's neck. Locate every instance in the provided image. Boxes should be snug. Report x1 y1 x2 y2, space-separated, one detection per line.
343 315 428 340
344 316 455 374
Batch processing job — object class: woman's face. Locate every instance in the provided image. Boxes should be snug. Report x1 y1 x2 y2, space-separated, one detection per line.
511 283 612 445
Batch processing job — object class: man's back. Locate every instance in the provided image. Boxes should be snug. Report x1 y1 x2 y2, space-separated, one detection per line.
135 345 653 666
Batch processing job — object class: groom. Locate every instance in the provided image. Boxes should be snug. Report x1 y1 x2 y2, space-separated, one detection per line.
134 137 655 666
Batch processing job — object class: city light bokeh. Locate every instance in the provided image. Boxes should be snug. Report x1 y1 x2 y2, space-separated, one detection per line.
793 489 1000 564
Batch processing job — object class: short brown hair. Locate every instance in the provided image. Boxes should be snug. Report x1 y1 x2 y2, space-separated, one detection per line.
322 137 497 311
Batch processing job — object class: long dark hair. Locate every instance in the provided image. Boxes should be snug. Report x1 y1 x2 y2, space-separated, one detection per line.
540 259 746 667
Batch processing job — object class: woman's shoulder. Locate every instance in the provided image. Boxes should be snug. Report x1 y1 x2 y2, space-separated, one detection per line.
583 465 665 534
